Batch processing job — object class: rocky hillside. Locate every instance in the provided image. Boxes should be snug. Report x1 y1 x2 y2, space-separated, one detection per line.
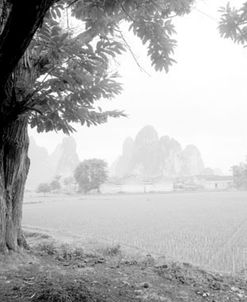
27 136 80 190
113 125 205 178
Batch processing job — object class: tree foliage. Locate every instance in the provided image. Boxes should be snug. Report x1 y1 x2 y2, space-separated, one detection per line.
0 0 195 253
1 0 194 133
63 176 75 186
219 2 247 45
36 183 51 194
74 159 108 193
218 3 247 187
232 162 247 189
50 179 61 191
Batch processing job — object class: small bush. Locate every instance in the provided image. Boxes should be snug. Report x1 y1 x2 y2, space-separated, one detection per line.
73 247 85 260
100 244 121 257
37 241 58 256
36 183 51 195
59 244 74 261
57 244 84 261
36 241 86 263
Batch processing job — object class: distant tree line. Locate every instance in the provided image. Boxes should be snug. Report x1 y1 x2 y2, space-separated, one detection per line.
36 159 108 195
232 163 247 190
36 176 61 195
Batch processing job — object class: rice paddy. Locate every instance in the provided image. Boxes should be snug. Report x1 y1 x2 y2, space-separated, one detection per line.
23 191 247 274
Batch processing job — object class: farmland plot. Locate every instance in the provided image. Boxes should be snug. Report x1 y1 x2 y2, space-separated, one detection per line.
23 191 247 273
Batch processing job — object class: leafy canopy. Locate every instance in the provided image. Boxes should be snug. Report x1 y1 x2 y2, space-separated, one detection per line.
36 183 51 194
219 2 247 45
232 162 247 189
14 0 193 134
74 159 108 193
218 2 247 188
50 179 61 191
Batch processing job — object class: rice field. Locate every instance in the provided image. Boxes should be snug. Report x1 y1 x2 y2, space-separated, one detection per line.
23 191 247 274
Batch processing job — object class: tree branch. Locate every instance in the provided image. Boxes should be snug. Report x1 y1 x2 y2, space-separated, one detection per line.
117 28 151 77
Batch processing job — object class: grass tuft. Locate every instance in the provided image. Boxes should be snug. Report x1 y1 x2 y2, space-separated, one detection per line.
100 244 122 257
28 273 97 302
36 241 58 256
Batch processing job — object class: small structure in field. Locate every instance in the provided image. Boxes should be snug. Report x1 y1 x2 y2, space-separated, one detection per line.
174 175 233 191
201 175 233 190
101 176 174 194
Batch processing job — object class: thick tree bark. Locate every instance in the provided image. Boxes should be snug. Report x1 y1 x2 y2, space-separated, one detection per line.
0 117 30 252
0 0 59 253
0 0 57 253
0 0 55 89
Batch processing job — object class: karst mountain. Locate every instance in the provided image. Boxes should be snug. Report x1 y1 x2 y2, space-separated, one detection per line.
27 136 79 189
112 125 205 179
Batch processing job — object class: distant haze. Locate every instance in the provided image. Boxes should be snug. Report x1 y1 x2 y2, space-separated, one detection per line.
27 125 219 190
112 125 206 178
27 136 79 189
30 0 247 174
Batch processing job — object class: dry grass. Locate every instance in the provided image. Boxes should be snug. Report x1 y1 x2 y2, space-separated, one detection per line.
30 273 95 302
98 244 122 257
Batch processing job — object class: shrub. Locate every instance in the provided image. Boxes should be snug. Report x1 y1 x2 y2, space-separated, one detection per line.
36 183 51 195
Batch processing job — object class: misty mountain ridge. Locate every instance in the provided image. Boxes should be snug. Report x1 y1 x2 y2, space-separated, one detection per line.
27 136 79 189
27 125 215 190
111 125 208 179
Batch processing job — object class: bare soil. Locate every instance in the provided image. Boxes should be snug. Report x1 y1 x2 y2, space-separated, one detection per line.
0 231 247 302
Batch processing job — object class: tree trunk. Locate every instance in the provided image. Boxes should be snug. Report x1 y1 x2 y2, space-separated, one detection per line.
0 0 56 253
0 0 56 254
0 117 30 252
0 0 56 88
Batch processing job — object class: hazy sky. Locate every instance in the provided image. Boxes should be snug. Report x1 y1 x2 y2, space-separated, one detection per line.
30 0 247 174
